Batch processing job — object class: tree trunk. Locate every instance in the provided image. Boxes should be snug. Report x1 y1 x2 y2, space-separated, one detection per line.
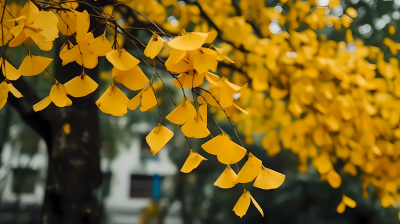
41 62 102 224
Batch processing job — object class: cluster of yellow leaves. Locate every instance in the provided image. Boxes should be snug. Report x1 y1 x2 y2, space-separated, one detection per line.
0 0 286 218
188 0 400 216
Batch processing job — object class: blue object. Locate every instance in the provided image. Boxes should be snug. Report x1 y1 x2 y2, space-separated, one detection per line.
152 174 161 200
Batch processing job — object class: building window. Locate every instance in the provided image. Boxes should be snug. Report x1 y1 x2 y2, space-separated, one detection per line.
129 175 153 198
12 168 38 194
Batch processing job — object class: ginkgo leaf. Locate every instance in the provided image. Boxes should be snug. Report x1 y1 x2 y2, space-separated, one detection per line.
63 123 71 134
19 54 53 76
166 49 186 64
181 114 210 138
64 73 98 97
59 41 77 65
57 11 77 36
166 98 197 125
33 96 51 112
342 195 356 208
327 169 342 188
201 133 230 155
253 167 285 190
112 66 149 91
165 31 208 50
73 10 90 42
192 48 218 74
165 50 192 73
213 165 237 189
216 141 247 165
127 91 142 111
232 103 249 115
270 86 288 100
96 84 129 116
173 71 205 88
31 33 54 51
7 83 22 98
50 82 70 107
312 153 333 174
233 191 251 218
0 81 9 110
106 49 140 71
20 0 39 24
144 33 164 59
235 153 262 184
146 124 174 155
2 60 21 81
181 149 207 173
199 103 207 126
33 11 59 42
140 86 157 112
250 194 264 217
337 202 346 214
89 34 113 56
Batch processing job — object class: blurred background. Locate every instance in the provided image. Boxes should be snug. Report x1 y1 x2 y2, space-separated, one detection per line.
2 0 400 223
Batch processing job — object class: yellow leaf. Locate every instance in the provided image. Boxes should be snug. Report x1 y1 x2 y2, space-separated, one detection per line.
343 162 357 176
19 54 53 76
327 169 341 188
106 49 140 71
140 86 158 112
201 133 230 155
235 153 262 183
34 11 59 42
232 103 249 115
180 149 207 173
232 191 251 218
96 84 129 116
253 167 285 190
270 86 288 100
89 34 113 56
0 81 9 110
312 153 333 174
389 25 395 35
346 7 358 18
127 91 142 111
73 10 90 42
166 98 197 125
181 114 210 138
165 31 208 50
165 48 186 65
59 41 78 65
201 133 247 164
7 82 22 98
50 82 70 107
381 193 393 208
173 71 205 88
192 48 218 74
63 123 71 134
336 202 346 214
146 124 174 155
31 33 54 51
250 194 264 217
57 11 77 36
213 165 237 189
112 66 149 91
144 33 164 59
64 73 98 97
33 96 51 112
20 0 39 24
2 60 20 81
343 195 356 208
199 103 208 126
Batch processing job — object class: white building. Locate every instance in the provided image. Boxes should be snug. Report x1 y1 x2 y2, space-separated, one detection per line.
0 121 182 224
